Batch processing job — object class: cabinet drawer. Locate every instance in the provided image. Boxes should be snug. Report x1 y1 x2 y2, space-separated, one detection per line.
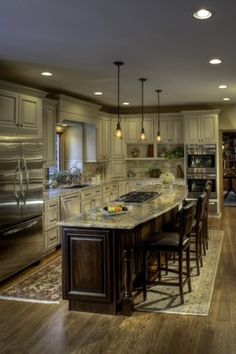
44 198 60 212
44 210 60 230
45 227 60 250
80 188 95 200
102 185 111 194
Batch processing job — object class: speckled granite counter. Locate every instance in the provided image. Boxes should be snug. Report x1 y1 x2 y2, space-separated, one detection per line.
59 184 187 230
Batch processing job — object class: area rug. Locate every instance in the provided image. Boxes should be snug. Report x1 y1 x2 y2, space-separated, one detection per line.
135 229 224 316
0 256 62 304
224 191 236 207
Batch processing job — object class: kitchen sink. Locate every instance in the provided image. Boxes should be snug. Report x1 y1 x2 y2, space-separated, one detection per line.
63 184 90 189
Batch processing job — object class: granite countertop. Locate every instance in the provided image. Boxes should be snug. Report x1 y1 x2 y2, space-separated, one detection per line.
43 178 185 201
58 184 188 230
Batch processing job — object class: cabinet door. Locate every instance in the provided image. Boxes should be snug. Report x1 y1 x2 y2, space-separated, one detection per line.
143 118 154 143
159 118 171 143
97 118 110 160
110 160 126 179
43 104 56 167
119 181 128 196
0 89 18 128
171 118 183 143
19 95 42 132
62 228 113 304
111 119 125 159
125 118 139 143
185 116 200 144
200 115 217 143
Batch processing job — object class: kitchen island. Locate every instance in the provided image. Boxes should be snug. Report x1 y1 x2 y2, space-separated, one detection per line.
59 184 188 316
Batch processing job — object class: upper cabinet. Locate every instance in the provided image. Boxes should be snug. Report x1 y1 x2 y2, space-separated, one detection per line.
159 115 183 144
0 87 43 137
110 118 125 159
97 116 110 160
125 117 154 143
43 99 57 168
183 110 219 144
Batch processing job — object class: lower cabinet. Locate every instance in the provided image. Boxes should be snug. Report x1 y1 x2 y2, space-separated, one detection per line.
62 227 115 314
43 198 61 254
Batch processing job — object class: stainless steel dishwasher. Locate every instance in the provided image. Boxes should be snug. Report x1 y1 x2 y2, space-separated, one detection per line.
61 192 81 219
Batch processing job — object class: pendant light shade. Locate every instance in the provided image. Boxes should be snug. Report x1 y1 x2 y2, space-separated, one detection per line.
139 78 147 141
156 89 162 142
114 61 124 138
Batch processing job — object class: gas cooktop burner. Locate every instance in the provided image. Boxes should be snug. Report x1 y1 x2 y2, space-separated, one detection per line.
116 191 160 204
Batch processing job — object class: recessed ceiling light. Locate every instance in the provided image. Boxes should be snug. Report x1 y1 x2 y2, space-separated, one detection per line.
193 8 213 20
209 58 222 65
41 71 53 76
94 91 103 95
62 124 68 127
122 102 130 106
223 97 230 101
218 84 227 89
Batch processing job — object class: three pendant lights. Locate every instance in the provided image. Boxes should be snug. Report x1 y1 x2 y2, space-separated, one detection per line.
114 61 162 142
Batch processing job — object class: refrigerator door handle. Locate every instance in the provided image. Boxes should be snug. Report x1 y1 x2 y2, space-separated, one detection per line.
14 160 22 205
2 219 39 237
22 159 29 204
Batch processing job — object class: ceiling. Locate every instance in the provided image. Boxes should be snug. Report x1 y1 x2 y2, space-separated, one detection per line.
0 0 235 109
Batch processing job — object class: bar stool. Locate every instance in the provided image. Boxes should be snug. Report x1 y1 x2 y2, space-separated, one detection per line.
190 191 208 275
203 180 212 252
143 201 196 304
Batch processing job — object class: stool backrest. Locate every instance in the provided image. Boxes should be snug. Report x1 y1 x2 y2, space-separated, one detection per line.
196 191 208 226
179 201 196 244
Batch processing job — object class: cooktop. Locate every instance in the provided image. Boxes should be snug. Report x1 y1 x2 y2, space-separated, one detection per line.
116 191 160 204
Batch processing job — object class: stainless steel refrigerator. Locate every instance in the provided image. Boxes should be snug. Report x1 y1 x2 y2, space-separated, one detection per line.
0 139 44 282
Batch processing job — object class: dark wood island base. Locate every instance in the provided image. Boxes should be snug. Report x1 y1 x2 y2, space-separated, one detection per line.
60 184 187 316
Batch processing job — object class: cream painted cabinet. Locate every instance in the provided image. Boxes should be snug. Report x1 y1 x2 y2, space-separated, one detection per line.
0 89 18 128
110 160 126 179
111 118 125 159
43 99 56 167
125 117 154 143
184 111 219 144
102 183 119 203
80 187 101 213
118 180 129 196
159 116 183 144
97 117 110 160
0 89 43 137
43 198 60 254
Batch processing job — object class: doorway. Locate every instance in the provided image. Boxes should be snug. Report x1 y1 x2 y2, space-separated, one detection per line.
222 132 236 206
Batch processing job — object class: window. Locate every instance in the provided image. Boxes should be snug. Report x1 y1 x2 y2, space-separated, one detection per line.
49 131 65 177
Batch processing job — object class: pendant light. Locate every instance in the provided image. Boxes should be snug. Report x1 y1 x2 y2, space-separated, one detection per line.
139 78 147 141
156 89 162 142
114 61 124 138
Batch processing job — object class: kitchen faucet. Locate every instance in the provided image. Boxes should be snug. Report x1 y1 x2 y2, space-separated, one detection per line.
68 167 82 185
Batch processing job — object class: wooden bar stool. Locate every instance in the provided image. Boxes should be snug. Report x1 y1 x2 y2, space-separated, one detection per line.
203 180 212 252
143 201 196 304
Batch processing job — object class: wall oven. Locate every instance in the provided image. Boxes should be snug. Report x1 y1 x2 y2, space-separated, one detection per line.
187 176 217 199
186 144 217 199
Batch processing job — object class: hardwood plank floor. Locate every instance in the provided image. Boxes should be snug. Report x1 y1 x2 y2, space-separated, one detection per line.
0 207 235 354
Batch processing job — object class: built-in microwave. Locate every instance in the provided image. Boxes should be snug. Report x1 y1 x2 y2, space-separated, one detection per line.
186 144 216 174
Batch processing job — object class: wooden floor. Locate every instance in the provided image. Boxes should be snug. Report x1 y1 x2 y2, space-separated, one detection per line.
0 207 236 354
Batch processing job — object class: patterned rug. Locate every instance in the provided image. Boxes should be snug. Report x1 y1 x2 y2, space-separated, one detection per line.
135 230 224 316
0 256 62 304
224 191 236 207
